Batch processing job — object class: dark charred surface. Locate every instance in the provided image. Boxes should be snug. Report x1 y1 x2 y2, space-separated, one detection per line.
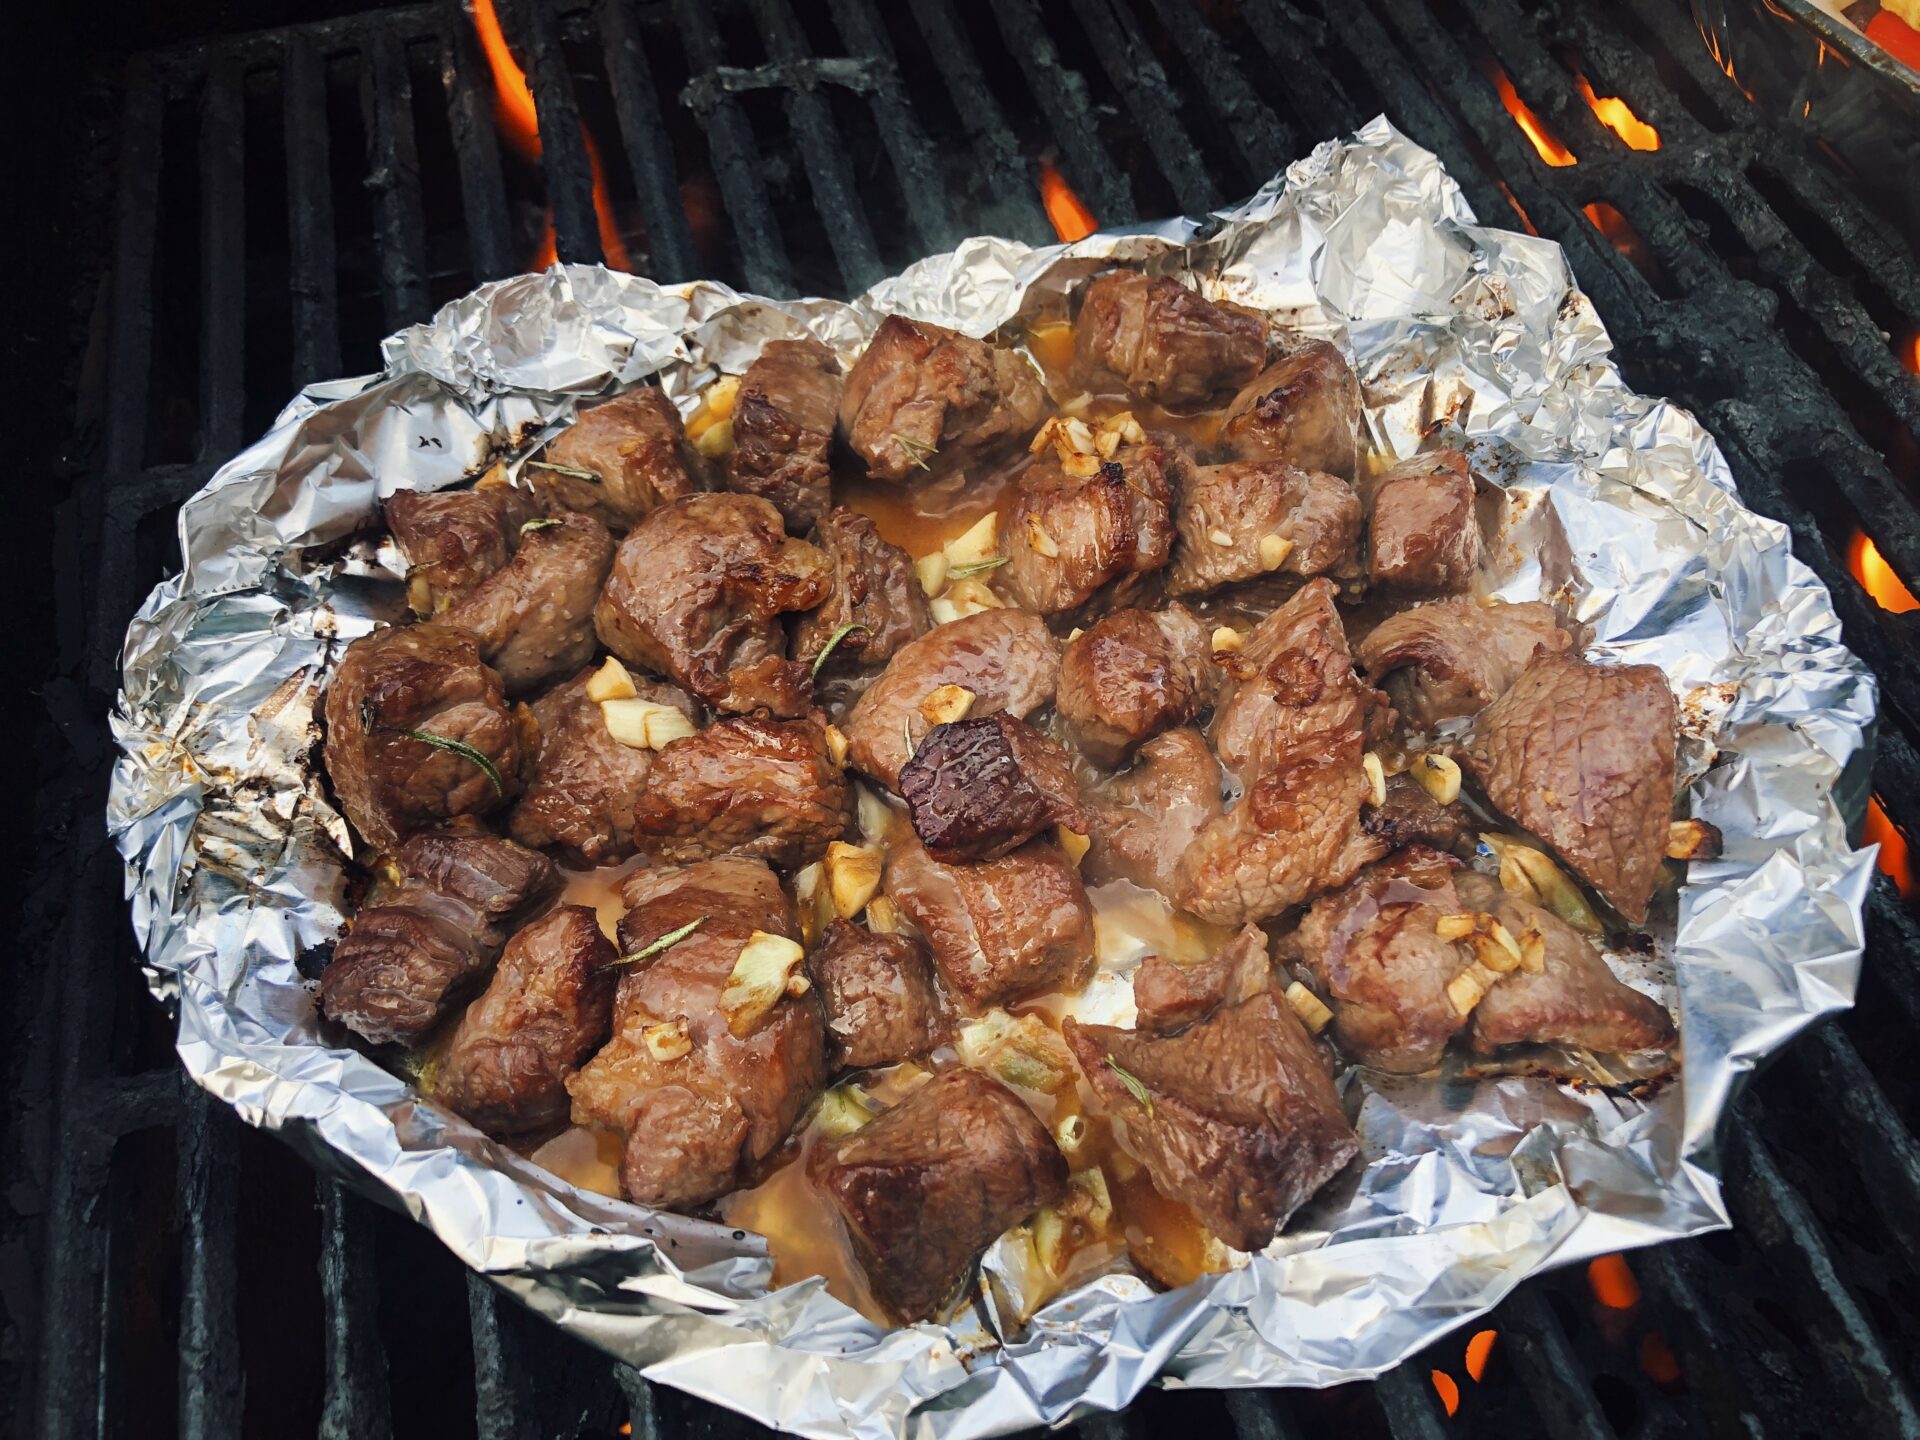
899 712 1085 862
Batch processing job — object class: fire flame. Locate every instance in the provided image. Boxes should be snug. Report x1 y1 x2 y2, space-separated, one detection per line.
1489 67 1577 167
1464 1328 1498 1382
1865 798 1915 899
1430 1368 1461 1417
1848 531 1919 614
1588 1253 1641 1309
1039 160 1099 242
1574 75 1661 150
1640 1331 1683 1390
1901 332 1920 375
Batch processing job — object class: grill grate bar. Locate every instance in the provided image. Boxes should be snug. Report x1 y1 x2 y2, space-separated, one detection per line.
197 60 247 463
361 32 432 330
1372 1359 1451 1440
284 38 344 386
177 1093 244 1440
318 1180 395 1440
596 0 702 282
1494 1286 1615 1440
1062 0 1220 213
1237 1 1362 142
1222 1389 1308 1440
468 1274 539 1440
1143 0 1293 184
440 8 518 286
103 64 164 475
510 0 607 267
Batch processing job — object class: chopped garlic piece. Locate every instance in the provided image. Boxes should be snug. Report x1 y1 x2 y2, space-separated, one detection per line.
943 512 999 570
585 656 639 703
956 1009 1075 1094
718 931 807 1037
1061 452 1103 479
1027 514 1061 558
642 1018 692 1062
1412 752 1461 805
1055 1113 1088 1158
814 1082 877 1139
1056 826 1091 865
824 723 850 767
1208 527 1235 548
1211 626 1243 654
700 373 740 423
1283 981 1334 1034
693 416 734 459
919 683 977 726
1062 417 1096 455
1258 533 1294 571
914 551 950 598
1362 752 1387 807
1483 835 1603 934
825 841 884 919
929 596 961 626
1446 967 1490 1017
601 698 697 750
864 895 904 934
1518 924 1547 974
1095 429 1121 459
1108 412 1146 445
406 573 435 616
856 784 895 845
793 862 830 947
1665 818 1723 861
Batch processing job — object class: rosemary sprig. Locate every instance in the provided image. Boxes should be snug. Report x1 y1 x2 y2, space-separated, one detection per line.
358 697 379 733
614 916 706 967
520 517 563 536
1105 1056 1154 1119
901 716 917 762
398 729 504 798
890 432 938 471
525 460 599 481
810 622 869 679
947 555 1009 579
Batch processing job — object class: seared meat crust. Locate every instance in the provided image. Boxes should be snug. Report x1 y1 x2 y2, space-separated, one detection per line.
899 712 1085 862
1057 604 1216 766
1366 449 1479 596
790 506 933 677
536 386 704 530
1166 461 1361 597
1071 270 1267 409
1081 727 1223 900
438 510 615 696
728 337 842 532
809 920 950 1070
998 444 1177 616
1355 599 1572 731
387 487 539 615
1132 924 1271 1036
1219 339 1363 480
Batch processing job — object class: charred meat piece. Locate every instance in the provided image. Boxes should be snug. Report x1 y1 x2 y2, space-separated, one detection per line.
387 486 539 616
594 493 833 718
319 833 560 1046
432 904 617 1137
1166 461 1361 597
789 507 933 679
1461 652 1677 923
838 315 1047 483
1455 873 1675 1054
567 858 827 1210
507 668 702 867
1174 580 1389 925
997 443 1177 616
844 609 1061 791
1366 450 1479 595
1071 270 1268 410
629 716 852 869
534 386 705 530
809 919 950 1070
1066 992 1357 1252
885 834 1095 1010
727 338 843 532
1362 771 1472 855
1133 924 1271 1036
1082 728 1223 900
438 511 615 696
809 1067 1067 1322
899 713 1085 862
323 624 527 851
1219 340 1363 480
1355 599 1572 731
1057 604 1217 766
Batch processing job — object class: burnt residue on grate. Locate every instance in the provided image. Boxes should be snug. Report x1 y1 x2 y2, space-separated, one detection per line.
14 0 1920 1437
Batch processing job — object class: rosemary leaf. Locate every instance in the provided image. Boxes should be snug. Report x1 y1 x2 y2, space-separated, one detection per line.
890 432 938 471
520 517 563 536
810 622 869 679
614 916 707 968
358 697 379 733
947 555 1009 579
1105 1056 1155 1119
525 460 600 481
398 729 504 798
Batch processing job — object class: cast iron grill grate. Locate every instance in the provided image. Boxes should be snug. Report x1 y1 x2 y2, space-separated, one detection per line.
15 1 1920 1436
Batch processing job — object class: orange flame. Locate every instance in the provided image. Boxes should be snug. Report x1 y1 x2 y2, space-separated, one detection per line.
1900 332 1920 375
1865 798 1915 898
1490 67 1577 166
1588 1253 1641 1309
1640 1331 1683 1390
1464 1328 1498 1382
1039 160 1099 242
1574 75 1661 150
1430 1368 1461 1416
1848 531 1919 614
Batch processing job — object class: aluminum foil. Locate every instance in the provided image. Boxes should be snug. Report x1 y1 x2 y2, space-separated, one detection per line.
109 118 1878 1437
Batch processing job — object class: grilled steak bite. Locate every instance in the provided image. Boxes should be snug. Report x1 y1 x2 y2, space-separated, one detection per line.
323 624 527 851
1072 269 1267 409
629 716 852 869
1356 598 1572 731
594 492 833 718
1057 605 1216 766
319 833 560 1046
837 315 1047 483
1219 339 1363 480
809 919 950 1070
432 904 617 1137
1166 461 1362 597
1455 873 1675 1054
1461 652 1677 923
899 713 1085 862
727 337 843 532
1066 992 1358 1252
885 835 1095 1010
1082 728 1224 900
844 609 1061 791
790 507 933 679
1174 580 1389 925
1362 771 1472 854
507 668 702 868
387 486 539 616
1133 924 1272 1036
437 511 616 696
567 858 827 1210
534 386 704 530
1366 449 1479 595
808 1067 1068 1322
998 442 1178 616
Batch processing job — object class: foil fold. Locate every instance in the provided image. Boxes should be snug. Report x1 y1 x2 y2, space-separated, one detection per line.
109 118 1877 1438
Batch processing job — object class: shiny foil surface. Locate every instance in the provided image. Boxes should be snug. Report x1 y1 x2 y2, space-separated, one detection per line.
108 120 1878 1438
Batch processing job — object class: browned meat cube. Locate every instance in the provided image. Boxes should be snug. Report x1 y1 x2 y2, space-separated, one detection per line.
507 667 703 867
387 486 539 616
438 511 615 696
899 713 1085 862
997 443 1177 616
1355 598 1573 731
844 609 1061 791
1361 771 1472 855
1166 460 1362 597
809 919 950 1070
1057 604 1216 766
837 315 1046 483
319 833 560 1046
630 717 851 869
567 858 827 1210
322 623 528 851
1461 652 1677 923
1366 450 1479 595
1082 728 1223 900
1071 269 1268 410
534 386 705 531
808 1067 1068 1321
789 507 933 680
885 835 1095 1010
432 904 617 1137
1173 580 1389 925
727 338 842 532
1132 924 1271 1036
594 493 833 718
1455 873 1675 1055
1065 991 1357 1252
1219 339 1363 479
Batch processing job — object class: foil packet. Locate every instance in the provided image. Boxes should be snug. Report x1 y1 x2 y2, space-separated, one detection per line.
108 119 1877 1438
